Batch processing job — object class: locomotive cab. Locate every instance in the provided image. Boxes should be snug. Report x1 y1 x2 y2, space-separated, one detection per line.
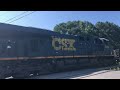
99 38 112 55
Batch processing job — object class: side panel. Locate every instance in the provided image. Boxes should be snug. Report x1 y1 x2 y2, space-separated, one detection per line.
0 38 18 58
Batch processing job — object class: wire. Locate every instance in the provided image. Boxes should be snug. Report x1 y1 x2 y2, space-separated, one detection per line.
8 11 36 24
5 11 29 23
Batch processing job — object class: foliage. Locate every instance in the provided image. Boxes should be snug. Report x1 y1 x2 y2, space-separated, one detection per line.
54 21 120 49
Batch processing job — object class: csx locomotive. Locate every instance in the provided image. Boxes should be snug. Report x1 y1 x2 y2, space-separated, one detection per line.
0 23 117 78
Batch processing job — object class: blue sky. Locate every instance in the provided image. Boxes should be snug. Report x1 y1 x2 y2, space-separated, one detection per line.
0 11 120 31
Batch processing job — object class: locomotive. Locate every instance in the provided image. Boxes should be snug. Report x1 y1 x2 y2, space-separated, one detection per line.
0 23 117 79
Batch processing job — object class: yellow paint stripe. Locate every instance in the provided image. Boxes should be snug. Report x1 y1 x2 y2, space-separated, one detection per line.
0 58 17 60
0 55 114 61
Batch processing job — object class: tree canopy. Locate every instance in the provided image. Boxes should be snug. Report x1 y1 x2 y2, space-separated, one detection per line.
53 20 120 49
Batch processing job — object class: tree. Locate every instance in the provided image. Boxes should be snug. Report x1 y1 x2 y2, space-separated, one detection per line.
54 21 96 36
53 20 120 49
95 21 120 49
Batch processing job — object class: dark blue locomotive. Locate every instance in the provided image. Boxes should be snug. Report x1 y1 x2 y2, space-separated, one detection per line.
0 23 116 78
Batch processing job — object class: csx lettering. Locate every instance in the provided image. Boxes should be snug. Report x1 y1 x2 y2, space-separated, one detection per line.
52 37 76 51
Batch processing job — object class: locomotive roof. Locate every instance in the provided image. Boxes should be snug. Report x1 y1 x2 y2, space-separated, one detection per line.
0 23 103 40
0 23 76 38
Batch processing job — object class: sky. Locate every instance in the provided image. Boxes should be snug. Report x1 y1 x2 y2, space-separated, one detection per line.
0 11 120 31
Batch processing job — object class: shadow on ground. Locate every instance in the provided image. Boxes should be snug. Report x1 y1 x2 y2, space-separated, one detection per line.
27 67 111 79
